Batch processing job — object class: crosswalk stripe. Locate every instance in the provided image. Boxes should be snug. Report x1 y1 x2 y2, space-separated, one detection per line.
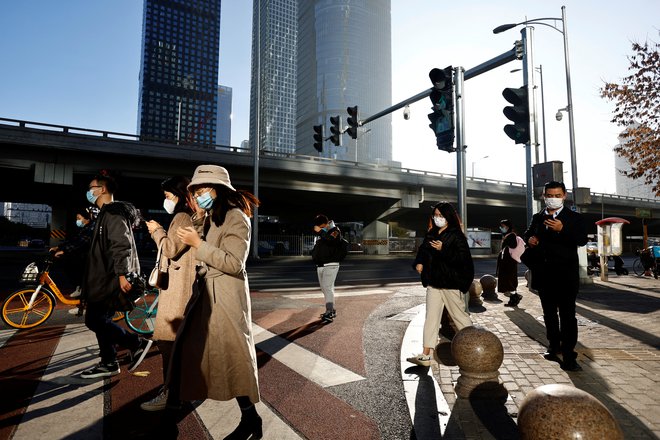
12 324 104 439
0 328 16 348
400 305 451 437
253 324 365 388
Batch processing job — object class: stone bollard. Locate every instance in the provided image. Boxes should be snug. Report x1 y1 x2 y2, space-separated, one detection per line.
451 326 507 399
468 280 483 306
518 384 623 439
480 274 498 300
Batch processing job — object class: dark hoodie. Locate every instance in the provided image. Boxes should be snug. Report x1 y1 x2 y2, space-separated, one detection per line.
81 201 141 307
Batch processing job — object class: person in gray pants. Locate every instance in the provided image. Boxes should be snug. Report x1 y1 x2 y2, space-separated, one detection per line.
311 214 347 323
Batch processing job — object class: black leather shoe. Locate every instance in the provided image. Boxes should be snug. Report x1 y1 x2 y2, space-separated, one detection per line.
543 351 562 363
223 414 263 440
561 359 582 372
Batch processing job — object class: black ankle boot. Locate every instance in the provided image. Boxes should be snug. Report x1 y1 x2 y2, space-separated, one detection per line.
223 413 262 440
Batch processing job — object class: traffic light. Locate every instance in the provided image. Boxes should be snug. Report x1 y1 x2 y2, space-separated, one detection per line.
502 86 529 144
427 66 455 152
329 115 342 146
346 106 359 139
313 124 324 153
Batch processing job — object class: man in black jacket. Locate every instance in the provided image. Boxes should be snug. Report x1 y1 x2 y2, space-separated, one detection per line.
79 173 152 379
523 181 587 372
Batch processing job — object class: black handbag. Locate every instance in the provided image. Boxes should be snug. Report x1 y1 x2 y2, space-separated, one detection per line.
520 245 543 270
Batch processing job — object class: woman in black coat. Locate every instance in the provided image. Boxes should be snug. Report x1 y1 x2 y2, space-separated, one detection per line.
407 202 474 367
496 219 522 307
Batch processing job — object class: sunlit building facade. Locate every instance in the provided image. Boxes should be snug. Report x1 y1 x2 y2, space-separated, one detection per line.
249 0 298 153
296 0 392 163
137 0 221 145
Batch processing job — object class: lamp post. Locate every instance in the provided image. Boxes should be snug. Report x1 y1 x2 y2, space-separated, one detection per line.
471 155 489 178
494 6 578 210
355 128 371 162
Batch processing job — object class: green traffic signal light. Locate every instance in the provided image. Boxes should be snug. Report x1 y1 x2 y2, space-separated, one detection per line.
428 66 455 152
313 124 324 153
502 86 530 144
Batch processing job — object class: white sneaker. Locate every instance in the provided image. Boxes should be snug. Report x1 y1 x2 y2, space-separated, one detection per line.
406 354 432 367
70 288 82 298
68 307 80 315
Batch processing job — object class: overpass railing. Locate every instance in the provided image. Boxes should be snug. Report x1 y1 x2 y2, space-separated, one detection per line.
1 117 657 204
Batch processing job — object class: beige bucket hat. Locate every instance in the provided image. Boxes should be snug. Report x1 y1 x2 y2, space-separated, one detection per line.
188 164 236 191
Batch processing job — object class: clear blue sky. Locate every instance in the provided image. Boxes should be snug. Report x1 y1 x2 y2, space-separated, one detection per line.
1 1 658 194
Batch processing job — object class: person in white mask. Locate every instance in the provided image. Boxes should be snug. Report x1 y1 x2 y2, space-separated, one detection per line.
523 181 587 372
142 176 196 411
407 202 474 367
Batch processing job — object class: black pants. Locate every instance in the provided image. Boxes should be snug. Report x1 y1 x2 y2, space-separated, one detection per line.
85 301 139 364
538 284 578 361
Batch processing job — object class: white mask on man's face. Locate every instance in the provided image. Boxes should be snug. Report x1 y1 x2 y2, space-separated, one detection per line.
545 197 564 210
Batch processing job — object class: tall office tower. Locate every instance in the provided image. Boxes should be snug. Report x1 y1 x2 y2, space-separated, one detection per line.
249 0 298 153
614 137 657 199
297 0 392 163
216 85 233 146
137 0 221 145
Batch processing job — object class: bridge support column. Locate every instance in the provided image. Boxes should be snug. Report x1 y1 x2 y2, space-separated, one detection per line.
362 221 389 255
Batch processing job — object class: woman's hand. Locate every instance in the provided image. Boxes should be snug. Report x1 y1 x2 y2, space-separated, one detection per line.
145 220 162 234
177 226 203 248
416 264 423 273
430 240 443 251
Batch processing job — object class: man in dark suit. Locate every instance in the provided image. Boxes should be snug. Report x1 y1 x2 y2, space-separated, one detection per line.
524 181 588 371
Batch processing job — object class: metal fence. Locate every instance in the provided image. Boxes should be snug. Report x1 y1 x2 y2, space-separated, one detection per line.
258 234 317 256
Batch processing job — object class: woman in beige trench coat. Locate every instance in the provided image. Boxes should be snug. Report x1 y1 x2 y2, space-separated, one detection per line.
141 176 196 411
175 164 262 440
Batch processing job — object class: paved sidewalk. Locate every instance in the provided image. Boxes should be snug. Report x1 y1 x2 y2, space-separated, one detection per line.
424 274 660 440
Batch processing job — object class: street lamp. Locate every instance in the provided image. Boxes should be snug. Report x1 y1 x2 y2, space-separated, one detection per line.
355 128 371 162
494 6 579 210
471 155 489 178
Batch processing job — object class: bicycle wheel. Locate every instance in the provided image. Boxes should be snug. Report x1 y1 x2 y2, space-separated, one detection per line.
632 258 644 276
125 290 158 335
2 287 55 329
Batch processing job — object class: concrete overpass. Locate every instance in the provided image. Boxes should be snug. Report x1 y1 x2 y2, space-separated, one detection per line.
1 117 658 247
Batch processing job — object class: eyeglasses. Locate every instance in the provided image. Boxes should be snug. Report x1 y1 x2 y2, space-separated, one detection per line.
192 188 211 197
88 185 102 190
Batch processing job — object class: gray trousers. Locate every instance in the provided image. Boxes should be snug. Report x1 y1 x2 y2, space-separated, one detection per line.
316 263 340 311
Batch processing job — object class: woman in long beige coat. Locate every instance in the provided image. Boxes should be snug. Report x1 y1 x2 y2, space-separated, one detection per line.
142 176 196 411
176 164 262 440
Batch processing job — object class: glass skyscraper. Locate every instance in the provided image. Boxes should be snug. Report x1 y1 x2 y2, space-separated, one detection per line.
249 0 298 154
137 0 221 145
297 0 392 163
216 84 232 146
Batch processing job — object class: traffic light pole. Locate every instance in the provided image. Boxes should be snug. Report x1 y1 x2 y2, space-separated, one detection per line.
454 67 468 230
521 27 539 226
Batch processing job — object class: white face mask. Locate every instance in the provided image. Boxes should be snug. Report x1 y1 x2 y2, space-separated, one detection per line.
545 197 564 210
163 198 177 214
433 216 447 228
499 226 509 234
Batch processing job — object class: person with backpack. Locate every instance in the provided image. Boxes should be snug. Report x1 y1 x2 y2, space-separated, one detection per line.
311 214 348 323
496 219 524 307
78 172 152 379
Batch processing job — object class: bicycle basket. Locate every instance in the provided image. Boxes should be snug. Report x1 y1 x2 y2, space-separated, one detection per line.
20 262 40 283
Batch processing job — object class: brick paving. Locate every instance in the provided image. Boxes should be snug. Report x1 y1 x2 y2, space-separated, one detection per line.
430 274 660 440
